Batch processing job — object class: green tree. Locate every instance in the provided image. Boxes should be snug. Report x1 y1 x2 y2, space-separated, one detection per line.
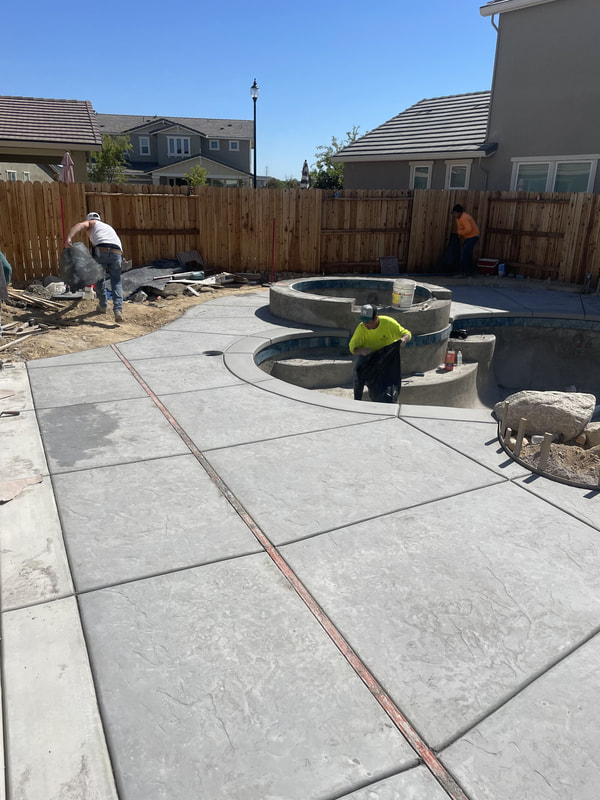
310 126 362 190
185 165 209 186
88 134 132 183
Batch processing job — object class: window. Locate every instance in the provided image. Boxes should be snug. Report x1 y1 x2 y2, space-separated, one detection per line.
6 170 16 181
445 161 471 190
514 162 550 192
23 171 30 181
139 136 150 156
409 162 432 190
168 137 190 157
554 162 592 192
229 140 239 151
210 140 219 150
512 157 598 192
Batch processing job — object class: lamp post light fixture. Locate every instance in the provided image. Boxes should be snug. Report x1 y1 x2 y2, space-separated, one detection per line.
250 78 259 188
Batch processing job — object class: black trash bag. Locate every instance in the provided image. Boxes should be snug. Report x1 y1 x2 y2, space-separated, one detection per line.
355 340 402 404
60 243 104 291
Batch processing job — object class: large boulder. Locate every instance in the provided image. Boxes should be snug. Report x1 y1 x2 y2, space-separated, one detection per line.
494 391 597 441
584 422 600 448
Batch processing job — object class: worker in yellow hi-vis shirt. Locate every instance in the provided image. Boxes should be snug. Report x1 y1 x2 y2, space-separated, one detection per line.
349 304 411 403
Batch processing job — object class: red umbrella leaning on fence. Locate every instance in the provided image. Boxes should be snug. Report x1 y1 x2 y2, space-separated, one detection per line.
59 151 75 244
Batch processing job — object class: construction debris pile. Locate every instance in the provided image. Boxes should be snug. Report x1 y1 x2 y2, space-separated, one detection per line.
0 250 265 357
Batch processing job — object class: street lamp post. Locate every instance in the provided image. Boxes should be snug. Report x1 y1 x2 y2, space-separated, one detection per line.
250 79 259 188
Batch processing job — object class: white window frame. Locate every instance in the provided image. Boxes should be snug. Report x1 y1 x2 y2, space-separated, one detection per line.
209 140 219 150
409 161 432 190
229 140 239 151
6 170 17 182
23 171 30 181
168 136 190 157
139 136 150 156
510 155 599 192
445 160 472 190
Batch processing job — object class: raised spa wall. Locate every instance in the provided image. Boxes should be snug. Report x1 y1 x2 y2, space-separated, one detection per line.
269 276 453 373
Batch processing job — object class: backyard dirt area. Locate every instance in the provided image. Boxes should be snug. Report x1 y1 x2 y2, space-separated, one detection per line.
0 285 267 362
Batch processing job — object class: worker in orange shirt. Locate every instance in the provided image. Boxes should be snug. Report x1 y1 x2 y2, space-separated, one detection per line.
451 204 480 275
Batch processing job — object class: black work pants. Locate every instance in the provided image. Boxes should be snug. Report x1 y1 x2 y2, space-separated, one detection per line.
353 340 402 403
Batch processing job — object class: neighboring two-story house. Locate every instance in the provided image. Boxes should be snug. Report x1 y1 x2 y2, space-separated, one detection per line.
334 0 600 193
481 0 599 193
96 114 255 187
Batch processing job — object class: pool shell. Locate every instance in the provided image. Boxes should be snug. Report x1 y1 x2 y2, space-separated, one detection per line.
269 276 452 337
243 316 600 411
458 316 600 398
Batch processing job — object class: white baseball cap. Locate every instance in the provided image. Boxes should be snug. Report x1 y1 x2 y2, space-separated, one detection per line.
86 212 101 221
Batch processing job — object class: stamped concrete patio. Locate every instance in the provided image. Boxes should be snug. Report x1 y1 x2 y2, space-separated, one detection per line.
1 282 600 800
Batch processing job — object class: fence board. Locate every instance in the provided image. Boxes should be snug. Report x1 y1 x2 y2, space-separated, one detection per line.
3 181 600 288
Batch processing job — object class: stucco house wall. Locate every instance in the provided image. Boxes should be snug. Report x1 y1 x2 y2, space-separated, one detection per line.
483 0 600 192
343 160 490 191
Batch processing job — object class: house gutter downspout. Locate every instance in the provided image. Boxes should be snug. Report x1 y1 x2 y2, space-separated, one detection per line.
490 13 498 31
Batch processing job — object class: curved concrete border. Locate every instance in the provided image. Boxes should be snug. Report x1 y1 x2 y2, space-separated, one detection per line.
269 276 452 336
223 328 399 417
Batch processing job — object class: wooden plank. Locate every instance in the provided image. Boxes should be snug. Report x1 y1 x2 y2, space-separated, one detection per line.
321 227 410 234
485 227 565 238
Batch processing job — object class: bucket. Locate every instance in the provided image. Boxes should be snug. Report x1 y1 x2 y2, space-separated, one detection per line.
392 279 416 310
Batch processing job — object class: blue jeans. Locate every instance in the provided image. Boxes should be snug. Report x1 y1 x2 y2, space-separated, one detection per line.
94 250 123 312
461 236 479 274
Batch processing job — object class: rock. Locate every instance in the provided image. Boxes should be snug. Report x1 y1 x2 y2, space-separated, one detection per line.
584 422 600 448
25 283 54 300
575 433 587 446
507 437 517 451
494 391 597 442
161 283 186 297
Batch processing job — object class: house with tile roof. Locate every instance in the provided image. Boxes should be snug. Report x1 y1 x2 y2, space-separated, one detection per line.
333 91 494 191
96 113 255 187
0 96 102 182
335 0 600 193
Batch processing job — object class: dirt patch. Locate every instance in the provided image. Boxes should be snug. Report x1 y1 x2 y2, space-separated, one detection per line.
1 285 267 362
512 440 600 488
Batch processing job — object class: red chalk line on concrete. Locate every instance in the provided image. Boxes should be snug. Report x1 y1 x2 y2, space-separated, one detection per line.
112 345 470 800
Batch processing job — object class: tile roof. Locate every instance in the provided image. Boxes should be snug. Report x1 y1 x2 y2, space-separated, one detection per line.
0 96 102 147
96 114 253 140
480 0 559 14
333 92 492 162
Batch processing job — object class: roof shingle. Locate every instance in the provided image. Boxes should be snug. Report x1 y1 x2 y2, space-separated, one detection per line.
334 92 491 161
0 96 102 147
96 114 253 140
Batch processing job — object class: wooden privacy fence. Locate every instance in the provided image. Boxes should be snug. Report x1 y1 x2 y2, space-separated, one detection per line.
2 182 600 287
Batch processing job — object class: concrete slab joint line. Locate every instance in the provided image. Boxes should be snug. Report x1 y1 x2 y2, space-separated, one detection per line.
109 342 471 800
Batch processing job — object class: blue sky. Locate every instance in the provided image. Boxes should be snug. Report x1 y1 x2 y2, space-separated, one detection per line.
3 0 498 181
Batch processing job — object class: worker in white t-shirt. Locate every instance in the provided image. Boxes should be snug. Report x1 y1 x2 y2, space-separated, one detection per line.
66 212 124 322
